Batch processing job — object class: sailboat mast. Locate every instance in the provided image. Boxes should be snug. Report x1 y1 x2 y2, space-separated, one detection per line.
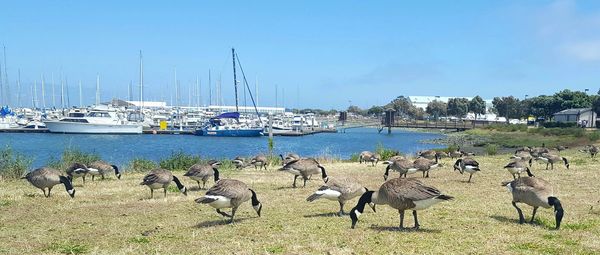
51 73 55 107
208 69 212 106
95 74 100 106
3 45 10 105
232 48 238 112
41 74 46 108
60 75 65 108
16 69 20 107
139 50 144 112
79 80 82 106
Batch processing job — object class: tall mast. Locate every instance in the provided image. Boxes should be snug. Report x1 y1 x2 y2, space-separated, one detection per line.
79 80 82 106
41 74 46 108
95 74 100 105
16 69 20 106
208 69 212 106
196 76 200 107
33 80 37 108
60 74 65 108
232 48 239 112
139 50 144 112
174 67 178 106
3 45 9 105
65 77 70 107
51 72 55 107
128 81 132 101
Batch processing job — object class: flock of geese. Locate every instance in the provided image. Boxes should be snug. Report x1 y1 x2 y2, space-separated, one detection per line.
21 144 598 230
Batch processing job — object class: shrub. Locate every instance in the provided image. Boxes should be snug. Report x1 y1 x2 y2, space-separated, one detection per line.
589 131 600 142
349 153 360 162
542 122 578 128
375 143 400 161
48 148 101 170
482 124 527 132
127 158 157 173
0 146 32 180
158 151 201 171
485 144 498 155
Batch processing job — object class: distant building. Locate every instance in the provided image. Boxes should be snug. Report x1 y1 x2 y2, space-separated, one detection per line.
553 108 596 128
408 96 493 113
126 101 168 108
204 105 285 115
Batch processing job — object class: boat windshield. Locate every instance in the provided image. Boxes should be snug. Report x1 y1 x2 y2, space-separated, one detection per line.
88 112 111 118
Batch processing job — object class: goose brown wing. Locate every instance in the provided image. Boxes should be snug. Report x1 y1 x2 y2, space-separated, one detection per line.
206 179 248 199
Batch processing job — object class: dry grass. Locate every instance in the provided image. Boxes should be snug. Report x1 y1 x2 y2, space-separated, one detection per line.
1 150 600 254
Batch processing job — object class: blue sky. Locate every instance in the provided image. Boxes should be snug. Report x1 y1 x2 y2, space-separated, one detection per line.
2 0 600 109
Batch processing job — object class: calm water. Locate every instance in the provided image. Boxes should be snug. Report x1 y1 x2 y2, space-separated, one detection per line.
0 128 445 167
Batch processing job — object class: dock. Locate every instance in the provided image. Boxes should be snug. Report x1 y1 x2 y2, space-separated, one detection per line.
0 127 337 136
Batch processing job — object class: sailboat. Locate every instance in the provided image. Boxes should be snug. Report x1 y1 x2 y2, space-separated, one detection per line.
194 48 263 137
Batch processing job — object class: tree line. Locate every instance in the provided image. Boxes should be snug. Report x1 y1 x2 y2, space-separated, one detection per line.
345 89 600 121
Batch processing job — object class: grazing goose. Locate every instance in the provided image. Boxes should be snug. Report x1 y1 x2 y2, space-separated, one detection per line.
195 179 262 224
232 156 248 169
554 146 568 152
413 157 440 178
359 151 380 166
184 160 221 189
278 158 328 188
511 151 533 166
453 158 480 182
349 178 453 229
87 160 121 180
448 149 463 160
502 176 563 229
417 150 438 160
22 167 75 198
66 162 89 185
250 155 268 170
530 146 550 158
504 160 535 180
388 155 405 162
306 176 374 216
383 159 418 180
279 153 301 165
515 147 532 153
587 145 599 158
140 168 188 198
535 153 569 170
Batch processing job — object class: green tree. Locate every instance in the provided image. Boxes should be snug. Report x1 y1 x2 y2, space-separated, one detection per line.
447 98 469 117
553 89 592 109
492 96 522 121
426 100 447 120
469 96 486 118
367 105 385 116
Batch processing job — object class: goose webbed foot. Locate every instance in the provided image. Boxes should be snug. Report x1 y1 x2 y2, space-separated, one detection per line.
217 209 232 218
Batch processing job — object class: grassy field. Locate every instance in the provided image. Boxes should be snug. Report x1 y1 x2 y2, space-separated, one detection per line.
1 150 600 254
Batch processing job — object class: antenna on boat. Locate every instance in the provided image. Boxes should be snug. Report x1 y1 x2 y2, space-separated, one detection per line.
232 48 239 112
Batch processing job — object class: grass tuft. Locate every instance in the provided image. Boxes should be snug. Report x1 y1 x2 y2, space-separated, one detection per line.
0 145 32 180
266 245 285 254
129 237 150 244
127 158 157 173
158 151 201 172
45 242 89 255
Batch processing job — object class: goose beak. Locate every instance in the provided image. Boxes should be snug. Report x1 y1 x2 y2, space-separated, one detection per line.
68 189 76 198
369 203 376 213
116 174 122 180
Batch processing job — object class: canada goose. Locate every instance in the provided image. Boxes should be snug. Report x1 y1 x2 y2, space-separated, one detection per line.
515 147 532 153
502 176 563 229
22 167 75 198
413 156 440 178
530 147 550 158
250 155 268 170
349 178 453 229
278 158 328 188
383 159 418 180
504 160 535 180
535 153 569 170
449 149 463 160
306 177 375 216
65 162 89 185
417 150 438 160
453 158 480 182
279 153 301 165
554 146 568 152
195 179 262 224
184 160 221 189
87 160 121 180
232 156 248 169
388 155 405 162
359 151 380 166
140 168 188 198
511 151 533 166
585 145 599 158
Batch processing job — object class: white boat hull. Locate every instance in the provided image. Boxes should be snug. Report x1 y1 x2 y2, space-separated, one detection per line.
44 121 143 134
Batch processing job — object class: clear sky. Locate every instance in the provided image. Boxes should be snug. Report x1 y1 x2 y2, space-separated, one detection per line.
1 0 600 109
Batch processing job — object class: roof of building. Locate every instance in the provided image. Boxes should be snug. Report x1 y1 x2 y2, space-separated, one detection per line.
553 108 592 115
